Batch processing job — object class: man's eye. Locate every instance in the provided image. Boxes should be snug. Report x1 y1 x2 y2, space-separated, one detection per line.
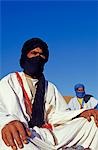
31 51 37 55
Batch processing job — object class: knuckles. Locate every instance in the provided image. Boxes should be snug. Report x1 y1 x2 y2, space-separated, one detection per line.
1 120 23 136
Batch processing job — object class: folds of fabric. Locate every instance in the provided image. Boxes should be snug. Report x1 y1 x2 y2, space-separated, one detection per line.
0 72 98 150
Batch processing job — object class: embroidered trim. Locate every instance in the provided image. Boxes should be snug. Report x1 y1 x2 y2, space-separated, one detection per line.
42 123 53 130
15 72 32 118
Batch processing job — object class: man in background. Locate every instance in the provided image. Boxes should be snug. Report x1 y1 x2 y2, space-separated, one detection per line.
68 83 98 110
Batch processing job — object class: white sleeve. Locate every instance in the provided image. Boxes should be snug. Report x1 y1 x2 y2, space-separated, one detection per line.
68 98 75 110
46 83 85 125
46 82 69 112
89 97 98 109
0 76 20 130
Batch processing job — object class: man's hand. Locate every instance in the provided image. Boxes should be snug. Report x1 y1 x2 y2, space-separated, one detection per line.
1 120 31 150
80 109 98 127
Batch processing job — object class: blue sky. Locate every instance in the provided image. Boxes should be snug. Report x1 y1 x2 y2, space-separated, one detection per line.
1 0 98 98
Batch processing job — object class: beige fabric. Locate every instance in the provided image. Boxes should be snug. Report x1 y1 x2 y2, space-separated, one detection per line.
26 77 37 103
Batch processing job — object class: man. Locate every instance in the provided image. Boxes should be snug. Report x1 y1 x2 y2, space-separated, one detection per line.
68 83 98 110
0 38 98 150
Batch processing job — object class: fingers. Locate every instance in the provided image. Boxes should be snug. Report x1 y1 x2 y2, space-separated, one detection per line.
4 129 17 150
2 130 10 147
93 110 98 127
80 109 98 127
96 122 98 127
86 115 91 122
1 120 29 150
80 110 91 122
26 128 32 137
15 121 28 144
87 110 98 127
9 124 23 149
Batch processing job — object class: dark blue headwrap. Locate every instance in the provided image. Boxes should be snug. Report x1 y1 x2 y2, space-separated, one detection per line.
74 83 85 91
20 37 49 68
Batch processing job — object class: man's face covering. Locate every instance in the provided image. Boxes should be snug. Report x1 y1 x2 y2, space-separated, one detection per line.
20 38 49 78
74 84 85 98
23 55 45 77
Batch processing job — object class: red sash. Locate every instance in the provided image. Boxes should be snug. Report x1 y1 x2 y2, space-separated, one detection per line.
15 72 32 118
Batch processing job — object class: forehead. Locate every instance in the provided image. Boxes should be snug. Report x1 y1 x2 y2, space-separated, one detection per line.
77 87 84 90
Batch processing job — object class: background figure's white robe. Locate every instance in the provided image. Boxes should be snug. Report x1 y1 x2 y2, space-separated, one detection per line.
68 96 98 110
0 72 98 150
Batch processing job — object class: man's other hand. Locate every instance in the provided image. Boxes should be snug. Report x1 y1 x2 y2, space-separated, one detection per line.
1 120 31 150
80 109 98 127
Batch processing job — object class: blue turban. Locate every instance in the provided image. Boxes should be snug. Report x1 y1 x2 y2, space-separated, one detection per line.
74 83 85 91
74 84 85 98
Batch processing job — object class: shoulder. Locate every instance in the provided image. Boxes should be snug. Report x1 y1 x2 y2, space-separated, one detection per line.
68 97 77 106
85 95 98 107
89 96 98 103
46 81 59 92
0 71 23 84
70 96 77 102
0 73 13 83
84 94 93 103
45 80 63 98
47 81 57 88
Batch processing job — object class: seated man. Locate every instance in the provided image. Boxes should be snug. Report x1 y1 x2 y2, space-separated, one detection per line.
68 83 98 110
0 38 98 150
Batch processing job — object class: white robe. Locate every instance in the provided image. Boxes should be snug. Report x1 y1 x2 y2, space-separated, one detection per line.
0 72 98 150
68 96 98 110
